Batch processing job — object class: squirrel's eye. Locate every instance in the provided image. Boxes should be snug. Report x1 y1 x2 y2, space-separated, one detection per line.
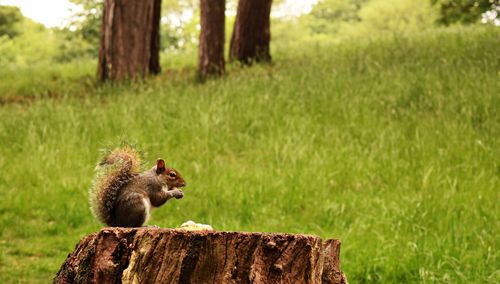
168 171 176 178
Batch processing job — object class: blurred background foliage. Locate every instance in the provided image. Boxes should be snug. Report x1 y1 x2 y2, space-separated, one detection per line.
0 5 23 38
432 0 498 25
0 0 498 68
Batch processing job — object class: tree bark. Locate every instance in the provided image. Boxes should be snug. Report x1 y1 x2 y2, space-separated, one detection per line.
98 0 162 81
229 0 272 64
54 228 347 284
198 0 225 80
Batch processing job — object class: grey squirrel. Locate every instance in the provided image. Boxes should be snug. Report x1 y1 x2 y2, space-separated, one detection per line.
89 146 186 227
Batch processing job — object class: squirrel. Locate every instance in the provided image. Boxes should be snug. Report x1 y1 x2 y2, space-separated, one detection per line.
89 146 186 227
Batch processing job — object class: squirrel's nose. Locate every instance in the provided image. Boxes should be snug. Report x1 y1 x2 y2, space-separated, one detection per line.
179 181 186 187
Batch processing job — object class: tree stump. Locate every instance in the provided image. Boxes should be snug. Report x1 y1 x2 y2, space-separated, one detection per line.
54 228 347 284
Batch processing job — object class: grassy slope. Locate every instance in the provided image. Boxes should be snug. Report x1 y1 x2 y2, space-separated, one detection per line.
0 26 498 283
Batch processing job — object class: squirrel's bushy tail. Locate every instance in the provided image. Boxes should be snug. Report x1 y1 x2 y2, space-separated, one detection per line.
89 146 142 226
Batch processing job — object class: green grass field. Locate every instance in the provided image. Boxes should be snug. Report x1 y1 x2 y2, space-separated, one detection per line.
0 26 498 283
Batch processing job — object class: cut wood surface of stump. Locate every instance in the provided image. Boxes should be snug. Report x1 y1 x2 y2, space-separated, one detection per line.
55 228 347 284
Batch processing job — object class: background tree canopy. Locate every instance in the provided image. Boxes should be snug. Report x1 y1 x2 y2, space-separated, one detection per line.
431 0 498 25
0 5 23 38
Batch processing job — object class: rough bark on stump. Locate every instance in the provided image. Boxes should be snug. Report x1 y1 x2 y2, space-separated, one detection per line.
54 228 346 284
98 0 162 81
198 0 225 80
229 0 272 64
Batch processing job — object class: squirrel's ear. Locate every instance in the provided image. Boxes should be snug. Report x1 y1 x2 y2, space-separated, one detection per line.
156 159 166 174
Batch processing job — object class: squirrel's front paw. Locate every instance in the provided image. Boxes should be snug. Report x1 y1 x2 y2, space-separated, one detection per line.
172 188 184 199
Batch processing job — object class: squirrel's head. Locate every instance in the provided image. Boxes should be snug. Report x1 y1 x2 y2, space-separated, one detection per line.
155 158 186 190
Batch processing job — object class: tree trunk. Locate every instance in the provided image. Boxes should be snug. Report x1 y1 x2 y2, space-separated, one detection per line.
54 228 347 284
229 0 272 64
98 0 162 81
198 0 225 80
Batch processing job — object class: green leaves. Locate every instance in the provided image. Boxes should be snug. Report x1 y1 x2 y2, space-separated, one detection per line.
431 0 497 25
0 5 23 38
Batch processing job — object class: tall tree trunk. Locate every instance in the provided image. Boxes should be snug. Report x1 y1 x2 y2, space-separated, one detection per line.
149 0 162 74
198 0 225 80
98 0 162 81
229 0 272 64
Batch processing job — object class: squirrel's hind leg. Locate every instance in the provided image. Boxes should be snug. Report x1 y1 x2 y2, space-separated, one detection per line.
113 194 150 227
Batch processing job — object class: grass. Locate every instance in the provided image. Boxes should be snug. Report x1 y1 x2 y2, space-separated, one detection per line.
0 26 498 283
